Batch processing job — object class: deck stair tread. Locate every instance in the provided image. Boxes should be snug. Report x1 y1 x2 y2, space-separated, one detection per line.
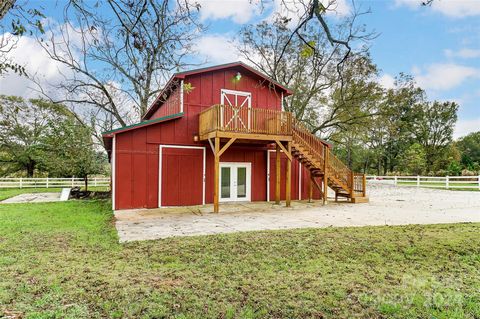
291 122 368 203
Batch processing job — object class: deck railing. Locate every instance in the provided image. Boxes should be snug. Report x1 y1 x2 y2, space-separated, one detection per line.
199 104 366 198
199 104 292 137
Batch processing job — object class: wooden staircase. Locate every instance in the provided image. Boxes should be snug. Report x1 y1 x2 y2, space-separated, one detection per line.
291 119 368 203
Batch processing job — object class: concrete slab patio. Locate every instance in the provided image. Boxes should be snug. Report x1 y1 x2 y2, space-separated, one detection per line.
115 184 480 242
1 192 62 203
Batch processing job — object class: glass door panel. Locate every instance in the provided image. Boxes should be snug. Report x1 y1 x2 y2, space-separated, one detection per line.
220 167 231 199
237 167 246 198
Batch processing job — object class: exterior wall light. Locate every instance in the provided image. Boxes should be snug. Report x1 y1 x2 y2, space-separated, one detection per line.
235 72 242 81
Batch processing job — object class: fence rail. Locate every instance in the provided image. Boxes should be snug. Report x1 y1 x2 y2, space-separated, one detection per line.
367 175 480 190
0 177 110 189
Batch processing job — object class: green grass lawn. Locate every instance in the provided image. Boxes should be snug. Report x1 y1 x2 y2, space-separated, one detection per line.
0 200 479 318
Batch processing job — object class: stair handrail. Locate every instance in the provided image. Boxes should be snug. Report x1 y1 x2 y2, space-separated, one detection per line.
291 118 327 164
326 148 353 192
291 117 359 196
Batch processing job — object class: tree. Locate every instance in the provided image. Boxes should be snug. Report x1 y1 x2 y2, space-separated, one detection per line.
398 143 427 175
413 101 458 171
0 1 45 76
39 118 105 190
0 95 105 184
0 1 16 20
33 0 202 144
457 132 480 171
237 14 377 139
271 0 373 76
0 95 71 177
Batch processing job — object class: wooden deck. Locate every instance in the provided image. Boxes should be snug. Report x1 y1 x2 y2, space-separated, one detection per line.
199 104 292 142
198 104 367 213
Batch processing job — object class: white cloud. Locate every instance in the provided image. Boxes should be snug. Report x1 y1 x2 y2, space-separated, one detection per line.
413 63 479 90
194 34 264 66
194 34 242 64
378 73 396 89
454 117 480 139
445 48 480 59
193 0 262 24
395 0 480 18
0 33 72 98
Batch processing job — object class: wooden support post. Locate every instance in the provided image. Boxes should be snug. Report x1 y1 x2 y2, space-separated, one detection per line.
323 149 329 205
308 171 313 203
350 171 354 199
362 174 366 197
213 137 220 213
275 143 281 205
285 141 292 207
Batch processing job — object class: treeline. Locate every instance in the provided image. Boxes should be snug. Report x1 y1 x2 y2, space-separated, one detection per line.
330 77 478 176
0 95 108 186
236 17 476 176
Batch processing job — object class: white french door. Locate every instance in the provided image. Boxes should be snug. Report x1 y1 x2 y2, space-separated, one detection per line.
220 89 252 130
219 162 251 202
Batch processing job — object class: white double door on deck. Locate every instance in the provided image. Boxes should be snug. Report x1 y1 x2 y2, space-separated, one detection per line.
219 163 251 202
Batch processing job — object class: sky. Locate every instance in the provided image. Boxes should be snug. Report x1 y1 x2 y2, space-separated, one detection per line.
0 0 479 138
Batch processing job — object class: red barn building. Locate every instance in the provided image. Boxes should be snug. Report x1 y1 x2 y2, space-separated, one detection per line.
103 62 366 212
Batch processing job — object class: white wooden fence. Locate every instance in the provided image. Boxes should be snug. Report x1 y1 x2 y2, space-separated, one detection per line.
367 175 480 190
0 177 110 189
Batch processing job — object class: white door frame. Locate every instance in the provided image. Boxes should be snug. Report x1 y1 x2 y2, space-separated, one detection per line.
266 149 302 202
111 135 116 211
220 89 252 129
219 162 252 202
158 145 206 207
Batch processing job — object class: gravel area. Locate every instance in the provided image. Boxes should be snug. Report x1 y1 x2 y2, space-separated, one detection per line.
115 184 480 242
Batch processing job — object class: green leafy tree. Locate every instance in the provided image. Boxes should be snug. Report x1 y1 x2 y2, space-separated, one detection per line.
0 95 71 177
457 132 480 171
398 143 427 175
0 95 105 185
39 118 105 190
413 101 458 172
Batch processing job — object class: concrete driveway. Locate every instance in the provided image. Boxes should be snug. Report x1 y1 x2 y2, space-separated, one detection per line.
114 184 480 242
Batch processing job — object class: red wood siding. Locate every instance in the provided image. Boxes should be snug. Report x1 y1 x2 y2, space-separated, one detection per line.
150 85 181 119
113 66 297 210
182 67 282 113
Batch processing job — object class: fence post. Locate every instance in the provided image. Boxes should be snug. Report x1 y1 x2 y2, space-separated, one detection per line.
478 175 480 191
446 176 449 189
71 176 74 187
46 177 49 189
94 177 97 187
19 177 23 189
394 175 397 186
416 175 420 187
